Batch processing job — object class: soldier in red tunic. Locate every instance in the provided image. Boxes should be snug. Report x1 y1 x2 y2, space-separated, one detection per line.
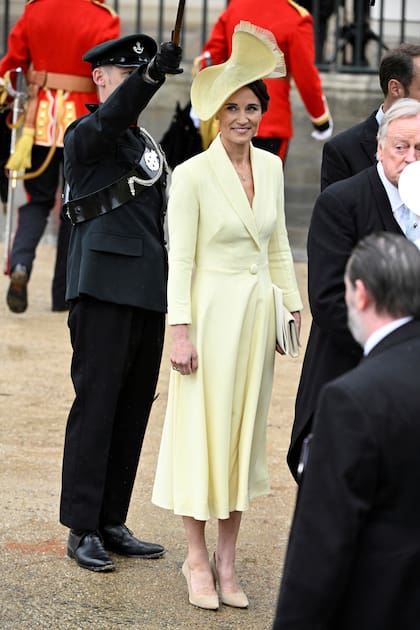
197 0 333 162
0 0 120 312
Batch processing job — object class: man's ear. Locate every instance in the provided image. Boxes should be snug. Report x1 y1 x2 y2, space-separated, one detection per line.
388 78 404 98
354 279 372 311
92 67 105 87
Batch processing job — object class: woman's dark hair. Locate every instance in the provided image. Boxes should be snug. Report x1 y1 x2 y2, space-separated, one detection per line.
247 80 270 113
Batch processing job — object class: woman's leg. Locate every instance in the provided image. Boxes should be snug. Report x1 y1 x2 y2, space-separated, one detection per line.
183 516 216 595
215 511 243 593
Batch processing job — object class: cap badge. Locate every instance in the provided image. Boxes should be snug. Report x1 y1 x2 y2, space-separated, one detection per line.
144 149 160 172
133 43 145 55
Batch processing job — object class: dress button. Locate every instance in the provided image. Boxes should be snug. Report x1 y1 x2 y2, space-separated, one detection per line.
249 264 258 274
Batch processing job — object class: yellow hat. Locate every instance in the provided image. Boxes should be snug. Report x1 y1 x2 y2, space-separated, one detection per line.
191 21 286 122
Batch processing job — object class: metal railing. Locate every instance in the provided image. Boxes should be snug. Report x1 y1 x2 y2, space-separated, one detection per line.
312 0 420 73
1 0 418 73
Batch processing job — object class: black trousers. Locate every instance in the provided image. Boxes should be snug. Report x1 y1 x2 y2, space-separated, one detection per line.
10 145 70 309
60 296 165 531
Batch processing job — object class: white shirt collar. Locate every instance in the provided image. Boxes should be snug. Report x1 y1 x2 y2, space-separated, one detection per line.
376 161 403 213
364 317 413 355
376 105 384 126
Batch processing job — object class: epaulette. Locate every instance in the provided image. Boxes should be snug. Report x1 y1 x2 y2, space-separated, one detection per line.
288 0 310 17
26 0 38 5
91 0 118 17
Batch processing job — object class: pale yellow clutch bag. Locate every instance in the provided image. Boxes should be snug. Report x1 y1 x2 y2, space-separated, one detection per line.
273 285 300 358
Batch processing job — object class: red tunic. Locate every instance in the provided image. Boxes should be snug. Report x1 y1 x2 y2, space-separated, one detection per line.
201 0 330 140
0 0 120 147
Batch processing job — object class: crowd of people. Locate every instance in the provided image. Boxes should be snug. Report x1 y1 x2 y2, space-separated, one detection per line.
2 0 420 627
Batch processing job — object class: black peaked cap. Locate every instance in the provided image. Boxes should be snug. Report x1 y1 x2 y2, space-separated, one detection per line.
83 34 157 68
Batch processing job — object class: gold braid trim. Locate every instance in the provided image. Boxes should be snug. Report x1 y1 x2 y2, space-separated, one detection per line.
6 112 25 130
91 0 118 17
288 1 310 18
10 89 64 181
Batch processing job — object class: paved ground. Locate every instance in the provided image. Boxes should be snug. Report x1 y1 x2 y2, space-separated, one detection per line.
0 243 310 629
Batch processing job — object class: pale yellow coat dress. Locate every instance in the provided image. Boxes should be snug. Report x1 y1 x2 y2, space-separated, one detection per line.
152 134 302 520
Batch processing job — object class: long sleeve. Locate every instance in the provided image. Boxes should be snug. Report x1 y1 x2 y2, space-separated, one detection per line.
286 16 329 125
0 13 31 75
166 161 200 325
68 69 163 164
268 158 302 312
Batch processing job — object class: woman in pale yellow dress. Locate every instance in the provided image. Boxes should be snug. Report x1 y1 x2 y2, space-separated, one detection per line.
152 22 303 611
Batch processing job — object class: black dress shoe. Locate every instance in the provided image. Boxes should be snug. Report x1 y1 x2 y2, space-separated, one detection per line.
6 264 28 313
100 524 165 558
67 530 115 572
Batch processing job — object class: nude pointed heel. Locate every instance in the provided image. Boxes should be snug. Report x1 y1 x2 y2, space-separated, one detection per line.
210 553 249 609
182 560 219 610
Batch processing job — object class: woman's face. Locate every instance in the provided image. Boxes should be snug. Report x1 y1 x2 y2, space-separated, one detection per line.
216 87 263 147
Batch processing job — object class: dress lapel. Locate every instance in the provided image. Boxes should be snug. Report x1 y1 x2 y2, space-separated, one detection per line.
205 135 261 248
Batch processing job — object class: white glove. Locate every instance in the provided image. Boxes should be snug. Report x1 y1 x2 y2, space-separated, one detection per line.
311 120 333 141
189 105 200 129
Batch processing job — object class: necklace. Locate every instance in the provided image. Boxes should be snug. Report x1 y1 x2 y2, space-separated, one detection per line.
233 164 249 182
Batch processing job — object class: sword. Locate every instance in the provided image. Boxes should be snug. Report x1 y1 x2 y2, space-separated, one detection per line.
3 68 27 275
171 0 186 46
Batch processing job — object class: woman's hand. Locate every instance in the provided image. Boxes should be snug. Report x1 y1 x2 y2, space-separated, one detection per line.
275 341 286 355
292 310 301 335
275 311 301 355
170 324 198 375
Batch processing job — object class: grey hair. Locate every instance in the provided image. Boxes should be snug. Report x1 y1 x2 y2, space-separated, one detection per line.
377 98 420 146
346 232 420 318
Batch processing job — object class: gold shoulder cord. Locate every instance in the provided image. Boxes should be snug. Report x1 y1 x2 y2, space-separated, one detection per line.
91 0 118 17
287 0 310 18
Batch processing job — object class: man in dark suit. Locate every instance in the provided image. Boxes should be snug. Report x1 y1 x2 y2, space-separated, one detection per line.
288 98 420 479
59 34 182 571
274 232 420 630
321 43 420 190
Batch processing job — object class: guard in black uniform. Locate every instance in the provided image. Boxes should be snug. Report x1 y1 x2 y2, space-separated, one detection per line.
60 34 182 572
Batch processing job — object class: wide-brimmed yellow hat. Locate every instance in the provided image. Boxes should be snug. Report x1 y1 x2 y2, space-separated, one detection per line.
191 21 286 122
